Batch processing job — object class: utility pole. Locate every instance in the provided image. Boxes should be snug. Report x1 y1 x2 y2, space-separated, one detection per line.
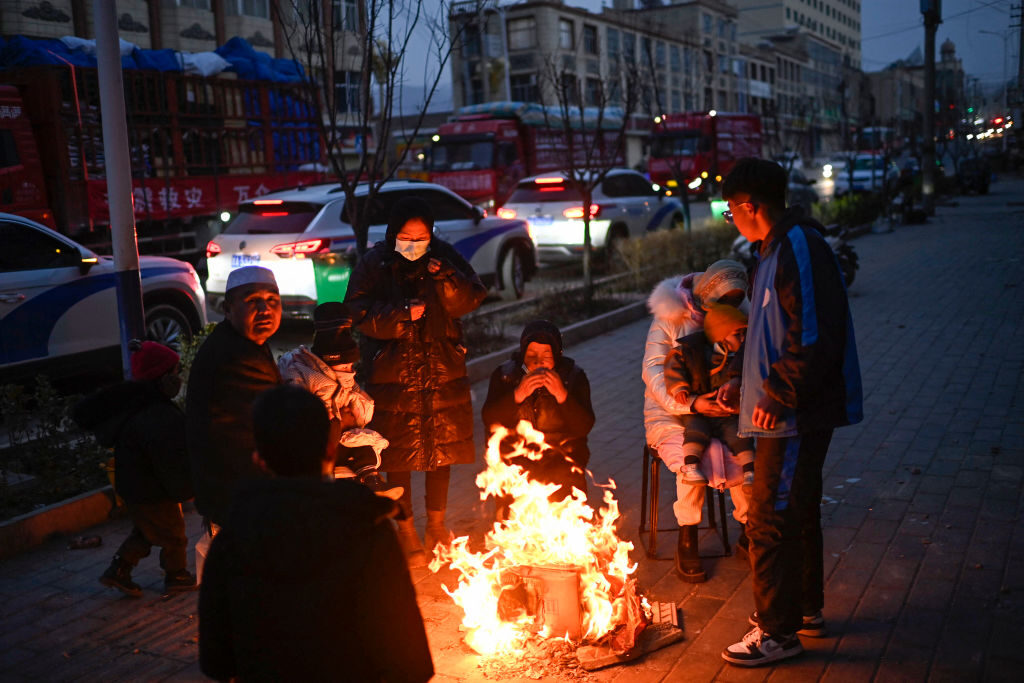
95 0 146 378
921 0 941 216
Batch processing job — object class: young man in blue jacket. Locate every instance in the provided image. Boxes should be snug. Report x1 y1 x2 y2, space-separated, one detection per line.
718 158 863 666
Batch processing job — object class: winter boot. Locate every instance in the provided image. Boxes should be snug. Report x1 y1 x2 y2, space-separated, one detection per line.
424 509 455 553
99 556 142 597
357 469 405 501
164 569 197 594
395 518 428 569
675 525 706 583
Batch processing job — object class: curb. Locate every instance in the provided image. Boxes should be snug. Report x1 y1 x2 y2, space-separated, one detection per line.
466 299 648 384
0 486 116 562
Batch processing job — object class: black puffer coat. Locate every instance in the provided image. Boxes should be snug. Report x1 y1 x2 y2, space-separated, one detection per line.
74 381 192 504
481 354 595 492
199 478 433 683
345 238 486 471
185 320 281 525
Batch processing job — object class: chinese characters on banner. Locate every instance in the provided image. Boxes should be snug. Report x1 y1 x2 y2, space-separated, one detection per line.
86 172 323 223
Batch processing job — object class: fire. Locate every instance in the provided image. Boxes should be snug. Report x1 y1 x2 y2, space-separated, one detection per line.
430 421 649 657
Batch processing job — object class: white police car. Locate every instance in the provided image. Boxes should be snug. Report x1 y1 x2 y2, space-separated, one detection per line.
205 180 537 318
499 169 685 263
0 213 207 383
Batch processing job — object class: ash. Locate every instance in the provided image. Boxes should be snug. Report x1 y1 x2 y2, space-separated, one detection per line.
476 638 594 681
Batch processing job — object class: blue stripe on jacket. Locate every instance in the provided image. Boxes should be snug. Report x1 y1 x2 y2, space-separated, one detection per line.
786 226 818 346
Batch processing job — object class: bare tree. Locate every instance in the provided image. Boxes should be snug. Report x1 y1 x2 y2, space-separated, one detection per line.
274 0 471 256
538 52 641 308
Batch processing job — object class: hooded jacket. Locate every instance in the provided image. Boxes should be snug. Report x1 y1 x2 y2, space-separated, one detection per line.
481 354 595 471
344 237 487 471
74 381 191 504
738 209 863 437
199 478 433 683
185 320 282 525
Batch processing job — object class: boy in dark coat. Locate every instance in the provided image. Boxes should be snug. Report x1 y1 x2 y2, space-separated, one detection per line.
663 303 754 488
482 320 596 503
74 341 195 597
199 385 433 683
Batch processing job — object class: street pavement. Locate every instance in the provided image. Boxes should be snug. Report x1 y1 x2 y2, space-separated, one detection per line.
1 178 1022 681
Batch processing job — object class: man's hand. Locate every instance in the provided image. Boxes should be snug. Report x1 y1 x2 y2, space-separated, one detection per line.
540 369 568 403
752 394 786 430
427 257 442 275
513 372 547 403
693 391 731 417
408 298 425 321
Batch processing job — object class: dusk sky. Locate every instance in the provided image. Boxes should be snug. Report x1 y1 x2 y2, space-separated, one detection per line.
404 0 1022 112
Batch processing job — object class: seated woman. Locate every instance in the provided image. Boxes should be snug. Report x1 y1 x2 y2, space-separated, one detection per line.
482 320 595 507
642 259 753 584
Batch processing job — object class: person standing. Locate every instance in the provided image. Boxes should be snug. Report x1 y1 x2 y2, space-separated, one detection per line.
345 197 487 568
186 266 282 574
74 341 195 596
199 384 433 682
719 158 863 666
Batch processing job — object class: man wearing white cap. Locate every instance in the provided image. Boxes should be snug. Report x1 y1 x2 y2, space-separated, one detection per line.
186 266 283 567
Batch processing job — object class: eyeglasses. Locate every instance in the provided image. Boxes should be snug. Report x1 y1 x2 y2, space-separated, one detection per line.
723 201 756 224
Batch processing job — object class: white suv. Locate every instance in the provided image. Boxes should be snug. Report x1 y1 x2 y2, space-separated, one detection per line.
0 213 207 383
205 180 537 318
500 169 685 263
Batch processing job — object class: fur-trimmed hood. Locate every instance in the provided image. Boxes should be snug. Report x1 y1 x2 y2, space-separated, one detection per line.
647 274 703 325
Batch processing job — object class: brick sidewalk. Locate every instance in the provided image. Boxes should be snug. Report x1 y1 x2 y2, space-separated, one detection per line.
1 179 1022 681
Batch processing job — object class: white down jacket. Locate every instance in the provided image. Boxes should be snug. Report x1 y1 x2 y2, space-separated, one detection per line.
642 274 704 459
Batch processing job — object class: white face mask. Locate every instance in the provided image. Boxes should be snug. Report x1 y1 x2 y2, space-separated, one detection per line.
395 239 429 261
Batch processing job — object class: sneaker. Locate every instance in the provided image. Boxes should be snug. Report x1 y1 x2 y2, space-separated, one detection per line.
742 469 754 496
748 610 826 638
679 462 708 486
722 626 803 666
164 569 197 594
99 558 142 598
358 470 405 501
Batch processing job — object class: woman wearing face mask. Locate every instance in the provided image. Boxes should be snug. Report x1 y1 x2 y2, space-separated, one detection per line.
345 196 487 568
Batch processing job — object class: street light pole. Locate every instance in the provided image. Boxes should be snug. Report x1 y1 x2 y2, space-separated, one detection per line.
921 1 941 216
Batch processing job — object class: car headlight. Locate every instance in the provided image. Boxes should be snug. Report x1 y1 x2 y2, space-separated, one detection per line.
687 177 702 190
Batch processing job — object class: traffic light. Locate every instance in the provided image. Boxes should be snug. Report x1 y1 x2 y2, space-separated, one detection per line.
967 107 974 113
993 116 1005 126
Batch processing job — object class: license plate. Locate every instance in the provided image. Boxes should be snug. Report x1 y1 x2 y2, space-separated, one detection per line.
530 216 553 226
231 253 261 267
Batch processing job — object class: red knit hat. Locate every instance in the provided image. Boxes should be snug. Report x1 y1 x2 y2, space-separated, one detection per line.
130 341 180 381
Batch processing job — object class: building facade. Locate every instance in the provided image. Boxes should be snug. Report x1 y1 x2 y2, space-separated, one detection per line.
733 0 861 69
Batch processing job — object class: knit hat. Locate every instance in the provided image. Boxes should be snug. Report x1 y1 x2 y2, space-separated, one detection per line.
694 259 748 308
130 341 180 381
226 265 278 294
384 197 435 247
704 303 748 343
519 319 563 359
311 302 360 365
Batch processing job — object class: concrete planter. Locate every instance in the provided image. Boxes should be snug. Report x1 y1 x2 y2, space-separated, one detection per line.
0 486 116 562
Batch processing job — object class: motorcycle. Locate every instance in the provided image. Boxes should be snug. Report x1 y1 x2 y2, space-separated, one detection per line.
730 223 859 288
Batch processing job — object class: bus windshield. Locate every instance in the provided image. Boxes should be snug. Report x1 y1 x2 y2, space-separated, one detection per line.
430 139 495 171
651 132 702 158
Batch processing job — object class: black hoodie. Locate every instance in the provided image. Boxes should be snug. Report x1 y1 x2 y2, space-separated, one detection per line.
199 478 433 683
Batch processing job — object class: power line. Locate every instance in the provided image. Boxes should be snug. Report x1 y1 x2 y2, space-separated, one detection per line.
862 0 1011 42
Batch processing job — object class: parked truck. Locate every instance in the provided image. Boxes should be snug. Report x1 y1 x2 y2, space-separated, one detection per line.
0 63 323 263
428 101 626 209
648 112 762 197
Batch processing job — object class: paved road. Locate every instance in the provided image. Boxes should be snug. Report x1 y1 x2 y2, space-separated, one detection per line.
1 178 1022 680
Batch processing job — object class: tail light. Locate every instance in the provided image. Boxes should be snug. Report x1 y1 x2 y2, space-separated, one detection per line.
562 205 601 220
206 241 222 258
497 207 517 219
269 238 327 258
253 199 284 205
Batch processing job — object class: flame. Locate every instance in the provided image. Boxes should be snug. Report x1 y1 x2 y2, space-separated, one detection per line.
430 421 646 656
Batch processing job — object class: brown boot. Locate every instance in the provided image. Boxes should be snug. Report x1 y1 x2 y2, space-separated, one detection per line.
424 509 455 554
395 518 427 569
675 524 706 583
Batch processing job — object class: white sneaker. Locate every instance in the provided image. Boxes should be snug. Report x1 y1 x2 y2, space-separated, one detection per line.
679 463 708 486
722 626 803 666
